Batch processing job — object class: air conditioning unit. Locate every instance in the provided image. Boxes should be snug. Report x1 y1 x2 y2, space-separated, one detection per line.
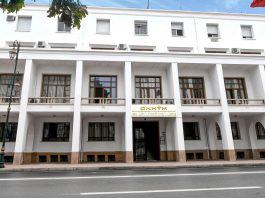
210 37 219 42
37 41 46 48
118 44 127 50
231 48 240 54
6 15 16 22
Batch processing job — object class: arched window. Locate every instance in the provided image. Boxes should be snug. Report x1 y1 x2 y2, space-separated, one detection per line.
216 122 222 140
255 122 265 140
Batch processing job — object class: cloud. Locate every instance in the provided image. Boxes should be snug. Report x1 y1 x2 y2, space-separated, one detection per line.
222 0 241 9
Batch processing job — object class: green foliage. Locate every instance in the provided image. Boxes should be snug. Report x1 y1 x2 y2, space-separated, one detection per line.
0 0 88 29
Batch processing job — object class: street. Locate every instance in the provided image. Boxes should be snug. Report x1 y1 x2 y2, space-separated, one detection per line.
0 166 265 198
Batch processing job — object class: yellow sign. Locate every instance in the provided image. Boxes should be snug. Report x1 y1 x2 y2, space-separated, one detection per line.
132 105 176 117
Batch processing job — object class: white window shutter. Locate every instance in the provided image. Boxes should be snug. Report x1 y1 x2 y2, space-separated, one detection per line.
207 24 218 34
17 17 32 31
97 20 110 34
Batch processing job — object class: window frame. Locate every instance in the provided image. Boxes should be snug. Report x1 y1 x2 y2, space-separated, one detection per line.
231 122 241 140
16 16 32 32
42 122 70 142
135 76 162 99
183 122 201 140
241 25 254 39
41 74 71 102
0 73 23 99
96 19 110 35
171 22 184 37
255 122 265 140
88 122 115 141
134 20 148 36
0 122 18 142
206 23 219 38
57 18 71 32
224 78 248 104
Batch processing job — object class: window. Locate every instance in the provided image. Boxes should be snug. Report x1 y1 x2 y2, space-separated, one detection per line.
41 75 71 103
216 122 222 140
0 74 23 103
241 25 253 39
207 24 219 38
231 122 241 140
183 122 200 140
135 76 162 104
171 22 184 36
17 16 32 32
96 19 110 34
224 78 247 104
255 122 265 139
179 77 205 104
58 18 71 32
42 123 70 142
89 76 117 103
135 21 148 35
88 122 115 141
0 123 17 142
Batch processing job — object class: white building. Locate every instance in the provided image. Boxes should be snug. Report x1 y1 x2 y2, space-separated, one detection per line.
0 5 265 165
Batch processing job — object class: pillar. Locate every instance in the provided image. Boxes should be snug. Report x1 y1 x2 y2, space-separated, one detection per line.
71 61 83 164
215 64 236 161
13 59 33 165
124 61 133 163
171 63 186 162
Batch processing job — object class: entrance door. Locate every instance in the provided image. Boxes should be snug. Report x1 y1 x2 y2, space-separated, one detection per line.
133 122 160 161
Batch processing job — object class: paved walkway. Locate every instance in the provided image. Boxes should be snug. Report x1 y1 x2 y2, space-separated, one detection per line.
1 160 265 172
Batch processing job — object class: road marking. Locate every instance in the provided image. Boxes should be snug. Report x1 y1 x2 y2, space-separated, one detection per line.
80 186 262 195
1 171 265 181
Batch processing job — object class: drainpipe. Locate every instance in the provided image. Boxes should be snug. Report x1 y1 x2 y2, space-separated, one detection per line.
80 118 84 163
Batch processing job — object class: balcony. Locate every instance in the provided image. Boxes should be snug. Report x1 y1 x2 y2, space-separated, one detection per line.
227 99 265 105
81 98 125 105
0 97 21 104
181 98 221 105
132 98 174 104
27 97 74 113
228 99 265 114
181 98 222 113
28 97 74 104
0 97 21 112
81 98 126 113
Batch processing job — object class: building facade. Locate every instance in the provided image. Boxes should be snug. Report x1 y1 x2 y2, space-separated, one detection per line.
0 5 265 164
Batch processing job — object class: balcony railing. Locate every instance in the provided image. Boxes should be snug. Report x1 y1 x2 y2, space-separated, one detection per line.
227 99 265 105
132 98 174 104
28 97 74 104
0 97 20 104
181 98 221 105
81 98 125 105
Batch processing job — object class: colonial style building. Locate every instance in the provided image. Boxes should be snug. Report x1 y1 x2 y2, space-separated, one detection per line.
0 5 265 165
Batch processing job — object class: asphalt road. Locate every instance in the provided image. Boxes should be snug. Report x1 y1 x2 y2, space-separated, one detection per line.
1 166 265 198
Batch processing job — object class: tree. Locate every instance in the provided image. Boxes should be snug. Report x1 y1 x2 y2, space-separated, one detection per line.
0 0 88 29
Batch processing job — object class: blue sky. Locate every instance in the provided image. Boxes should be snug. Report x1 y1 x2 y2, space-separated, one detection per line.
26 0 265 14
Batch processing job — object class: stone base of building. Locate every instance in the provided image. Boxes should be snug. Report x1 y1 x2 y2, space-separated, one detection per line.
160 151 186 162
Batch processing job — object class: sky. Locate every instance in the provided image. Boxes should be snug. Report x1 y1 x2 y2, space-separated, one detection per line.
25 0 265 14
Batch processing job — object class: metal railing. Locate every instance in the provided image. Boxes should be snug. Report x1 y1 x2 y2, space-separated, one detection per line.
0 97 20 104
28 97 74 104
81 98 125 105
227 99 265 105
132 98 174 104
181 98 221 105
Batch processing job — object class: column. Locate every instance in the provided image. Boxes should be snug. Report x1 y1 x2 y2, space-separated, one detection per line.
71 61 83 164
124 61 133 163
215 64 236 161
13 59 33 165
171 63 186 162
257 65 265 96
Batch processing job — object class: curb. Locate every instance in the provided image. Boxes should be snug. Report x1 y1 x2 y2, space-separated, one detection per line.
1 162 265 172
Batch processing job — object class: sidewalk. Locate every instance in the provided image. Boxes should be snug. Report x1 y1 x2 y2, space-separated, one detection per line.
2 160 265 172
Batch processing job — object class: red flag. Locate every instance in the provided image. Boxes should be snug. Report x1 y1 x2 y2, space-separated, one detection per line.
251 0 265 7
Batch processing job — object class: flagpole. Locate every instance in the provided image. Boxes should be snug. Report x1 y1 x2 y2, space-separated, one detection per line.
147 0 150 9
